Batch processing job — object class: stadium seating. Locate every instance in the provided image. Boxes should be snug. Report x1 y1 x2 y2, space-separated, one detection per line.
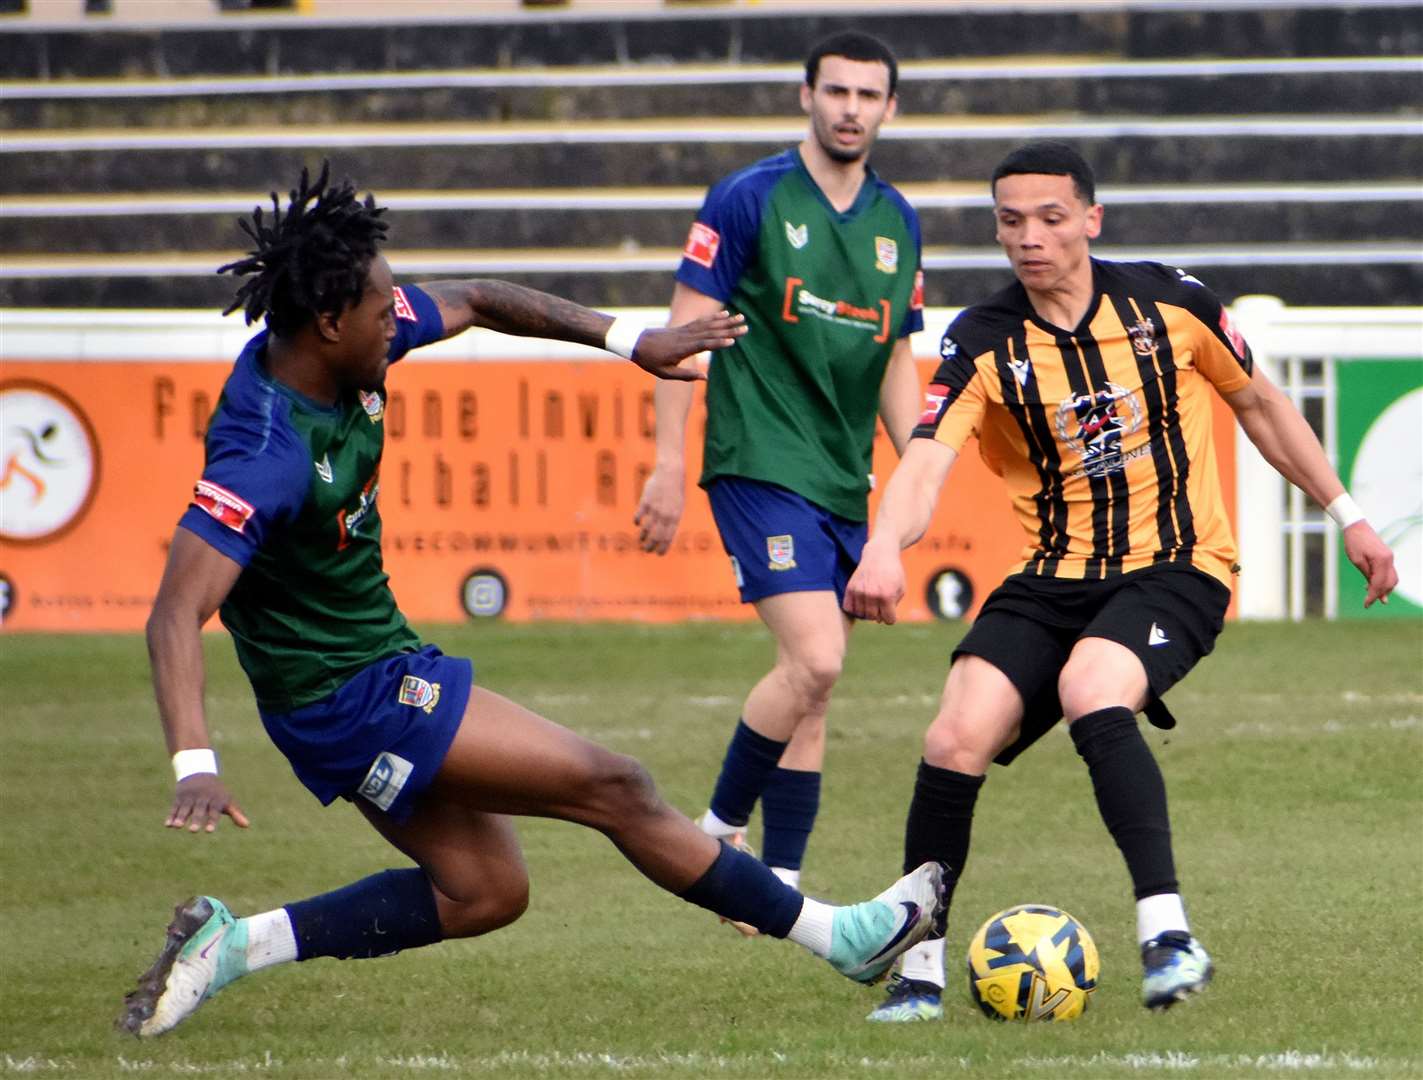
0 0 1419 310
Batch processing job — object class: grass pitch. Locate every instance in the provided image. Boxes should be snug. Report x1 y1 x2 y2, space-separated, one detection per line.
2 619 1420 1079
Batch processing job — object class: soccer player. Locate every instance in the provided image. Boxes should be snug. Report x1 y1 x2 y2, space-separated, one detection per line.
844 141 1399 1021
633 31 925 909
116 165 946 1038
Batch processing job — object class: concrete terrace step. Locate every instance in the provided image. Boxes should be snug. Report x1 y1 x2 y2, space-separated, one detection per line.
1 243 1418 310
3 115 1418 194
4 56 1417 127
3 183 1418 254
2 1 1418 79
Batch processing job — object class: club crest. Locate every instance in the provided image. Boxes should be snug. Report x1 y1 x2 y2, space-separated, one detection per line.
766 534 797 571
1127 318 1158 357
397 674 442 714
874 236 898 273
358 389 384 423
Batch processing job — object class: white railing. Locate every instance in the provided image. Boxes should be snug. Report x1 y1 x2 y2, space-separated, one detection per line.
1230 297 1423 619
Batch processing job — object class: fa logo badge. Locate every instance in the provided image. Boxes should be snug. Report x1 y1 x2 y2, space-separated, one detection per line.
785 221 808 249
358 389 384 424
874 236 898 273
398 674 442 714
1127 318 1158 356
766 534 797 571
358 751 414 812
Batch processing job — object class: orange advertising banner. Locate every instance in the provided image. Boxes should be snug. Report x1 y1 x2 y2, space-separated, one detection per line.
0 354 1235 631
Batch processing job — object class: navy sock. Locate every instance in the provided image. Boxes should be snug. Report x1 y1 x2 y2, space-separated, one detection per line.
678 839 803 938
902 760 984 934
760 767 821 871
708 719 788 828
285 868 443 961
1070 706 1179 899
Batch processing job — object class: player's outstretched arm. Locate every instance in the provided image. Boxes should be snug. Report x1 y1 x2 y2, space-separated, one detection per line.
420 279 744 382
844 438 958 624
1224 368 1398 607
635 283 730 554
146 528 250 832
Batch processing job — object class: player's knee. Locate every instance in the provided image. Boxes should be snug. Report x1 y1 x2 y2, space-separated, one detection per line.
586 749 664 824
437 869 530 938
922 714 992 774
783 647 844 704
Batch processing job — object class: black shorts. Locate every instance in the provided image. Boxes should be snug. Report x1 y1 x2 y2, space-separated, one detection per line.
954 565 1231 766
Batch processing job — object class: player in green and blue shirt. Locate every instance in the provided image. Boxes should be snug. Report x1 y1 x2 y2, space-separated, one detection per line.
118 164 947 1038
634 32 925 906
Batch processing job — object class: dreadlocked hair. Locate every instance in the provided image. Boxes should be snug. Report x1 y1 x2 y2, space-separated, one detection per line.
218 161 389 335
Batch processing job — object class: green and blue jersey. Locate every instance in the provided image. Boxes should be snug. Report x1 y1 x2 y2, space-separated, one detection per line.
179 285 444 712
676 148 924 522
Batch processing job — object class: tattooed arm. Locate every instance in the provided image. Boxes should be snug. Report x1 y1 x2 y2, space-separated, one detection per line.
419 279 743 381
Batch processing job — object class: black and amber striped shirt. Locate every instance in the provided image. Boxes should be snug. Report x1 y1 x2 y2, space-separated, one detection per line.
915 259 1253 588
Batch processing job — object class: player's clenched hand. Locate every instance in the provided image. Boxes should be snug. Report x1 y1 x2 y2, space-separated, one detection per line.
629 311 746 380
843 539 906 624
634 464 685 555
165 774 250 834
1343 521 1398 608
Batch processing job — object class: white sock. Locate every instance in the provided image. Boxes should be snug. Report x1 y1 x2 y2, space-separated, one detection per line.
697 808 744 839
242 908 299 973
770 866 801 890
787 897 835 959
899 937 946 987
1137 893 1190 945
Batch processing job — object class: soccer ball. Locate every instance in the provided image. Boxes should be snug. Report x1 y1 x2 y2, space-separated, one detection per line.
967 903 1099 1021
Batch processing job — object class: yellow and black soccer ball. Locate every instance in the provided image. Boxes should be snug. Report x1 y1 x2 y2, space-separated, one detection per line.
966 903 1099 1022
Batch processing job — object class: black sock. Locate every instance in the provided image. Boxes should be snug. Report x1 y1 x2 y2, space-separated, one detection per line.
1070 706 1179 899
707 719 787 828
678 839 803 938
902 760 985 934
760 767 820 871
285 868 443 960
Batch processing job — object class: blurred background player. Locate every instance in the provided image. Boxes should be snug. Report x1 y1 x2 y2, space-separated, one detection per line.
634 31 925 911
843 141 1398 1020
117 164 945 1038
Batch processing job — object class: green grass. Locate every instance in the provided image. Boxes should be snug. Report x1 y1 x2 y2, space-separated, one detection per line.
2 620 1421 1079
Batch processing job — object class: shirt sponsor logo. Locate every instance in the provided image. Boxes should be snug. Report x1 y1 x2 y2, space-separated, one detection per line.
1127 318 1158 357
336 470 380 551
358 389 384 424
1219 307 1247 360
0 381 100 544
397 674 442 714
919 383 950 426
682 222 721 268
781 278 891 342
784 221 809 249
766 534 797 571
358 751 414 812
911 269 924 311
392 286 417 323
1054 383 1145 478
192 479 255 534
874 236 898 273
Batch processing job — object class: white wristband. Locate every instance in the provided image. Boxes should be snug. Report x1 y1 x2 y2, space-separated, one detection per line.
604 316 648 360
173 748 218 782
1325 493 1366 530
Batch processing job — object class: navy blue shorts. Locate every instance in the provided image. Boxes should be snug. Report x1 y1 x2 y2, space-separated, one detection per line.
259 645 472 824
705 477 867 605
